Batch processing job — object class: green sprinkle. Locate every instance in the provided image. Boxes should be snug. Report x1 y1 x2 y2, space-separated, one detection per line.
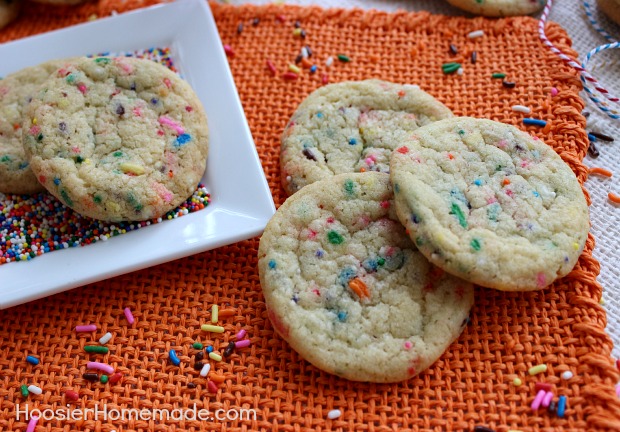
100 375 109 384
84 346 109 354
20 384 29 398
470 239 481 251
66 74 76 84
416 237 424 246
113 151 123 157
127 193 143 212
442 62 461 74
60 189 73 206
337 54 351 62
492 73 507 79
192 342 203 350
450 203 468 228
95 57 111 64
344 179 356 197
458 129 465 135
93 194 102 204
75 155 84 163
377 257 386 266
36 133 43 142
0 155 10 162
327 230 344 245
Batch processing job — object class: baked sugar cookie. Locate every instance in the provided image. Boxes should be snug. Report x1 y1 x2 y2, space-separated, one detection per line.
280 80 453 196
390 117 589 291
258 172 474 382
0 58 80 194
23 57 209 221
0 0 18 30
446 0 546 16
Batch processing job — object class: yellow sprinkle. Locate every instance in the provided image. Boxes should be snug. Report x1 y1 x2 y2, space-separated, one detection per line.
107 201 120 212
209 352 222 361
84 158 91 164
599 297 605 305
119 162 145 175
201 324 225 333
528 364 548 375
88 14 98 21
211 305 219 323
32 118 37 125
293 28 302 37
573 242 579 250
512 377 522 386
288 64 301 74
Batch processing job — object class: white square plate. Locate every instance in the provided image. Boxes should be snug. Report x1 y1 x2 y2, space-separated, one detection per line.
0 0 275 309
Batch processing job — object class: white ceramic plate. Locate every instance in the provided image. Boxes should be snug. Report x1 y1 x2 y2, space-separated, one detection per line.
0 0 275 309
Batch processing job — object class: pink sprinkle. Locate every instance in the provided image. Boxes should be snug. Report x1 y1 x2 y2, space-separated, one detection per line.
235 339 251 348
115 59 134 74
152 182 174 203
124 307 135 325
87 361 114 374
29 126 41 135
224 45 235 57
185 106 193 112
133 107 142 117
537 272 546 287
531 389 546 410
542 391 554 407
321 73 329 85
404 341 413 350
365 157 374 165
157 130 164 136
71 146 80 154
26 415 39 432
75 324 97 332
551 87 558 96
616 384 620 397
158 116 185 135
163 78 172 88
77 83 87 95
380 201 390 209
235 329 247 340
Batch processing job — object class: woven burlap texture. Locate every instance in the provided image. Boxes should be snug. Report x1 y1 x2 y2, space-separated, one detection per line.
1 1 620 431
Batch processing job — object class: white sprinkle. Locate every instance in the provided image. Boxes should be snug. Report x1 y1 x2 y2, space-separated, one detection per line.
200 363 211 377
457 67 463 75
561 371 573 380
326 56 334 68
327 409 342 419
467 30 484 39
512 105 531 114
286 176 292 182
111 10 118 16
99 332 113 345
301 47 309 58
27 385 43 395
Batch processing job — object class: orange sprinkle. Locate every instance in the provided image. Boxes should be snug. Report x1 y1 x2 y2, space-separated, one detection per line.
398 90 406 98
301 57 312 69
503 178 511 186
209 373 226 383
348 278 370 299
608 192 620 204
588 167 613 178
448 153 454 160
360 167 366 172
368 54 380 63
217 309 236 317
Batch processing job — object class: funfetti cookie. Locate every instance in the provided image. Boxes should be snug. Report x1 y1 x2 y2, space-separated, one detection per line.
23 57 209 222
0 0 18 30
0 58 81 195
258 172 474 383
390 117 589 292
280 79 453 196
446 0 546 16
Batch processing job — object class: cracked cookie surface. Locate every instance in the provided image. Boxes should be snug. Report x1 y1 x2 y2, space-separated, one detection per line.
446 0 546 16
258 172 474 382
23 57 208 221
280 80 453 196
390 117 589 291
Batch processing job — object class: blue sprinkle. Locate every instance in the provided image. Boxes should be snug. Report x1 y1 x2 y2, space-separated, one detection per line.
175 133 191 146
533 191 540 197
348 138 357 145
26 355 39 365
151 98 158 104
268 259 276 269
292 294 299 303
474 179 483 186
337 267 357 286
168 349 181 366
316 112 323 118
394 183 400 193
411 214 420 223
337 311 347 322
588 133 597 142
205 345 214 353
310 65 317 73
557 395 567 418
315 250 324 257
53 177 61 185
18 162 29 170
523 118 547 127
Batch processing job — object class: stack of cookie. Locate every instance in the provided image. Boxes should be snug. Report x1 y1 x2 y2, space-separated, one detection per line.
258 80 589 383
1 56 209 221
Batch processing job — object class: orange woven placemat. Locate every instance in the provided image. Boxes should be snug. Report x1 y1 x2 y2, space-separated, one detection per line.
1 1 620 431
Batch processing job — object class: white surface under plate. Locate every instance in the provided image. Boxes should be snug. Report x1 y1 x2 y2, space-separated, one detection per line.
0 0 275 309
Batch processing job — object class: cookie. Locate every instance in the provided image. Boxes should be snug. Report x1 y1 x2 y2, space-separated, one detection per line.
258 172 474 382
280 79 453 196
30 0 89 5
446 0 546 16
390 117 589 292
597 0 620 26
1 58 80 195
23 57 209 222
0 0 18 31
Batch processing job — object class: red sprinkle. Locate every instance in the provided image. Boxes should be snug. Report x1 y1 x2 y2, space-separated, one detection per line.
282 72 298 81
65 390 80 401
266 60 277 76
108 372 123 385
535 382 552 392
77 83 87 95
207 380 218 394
223 45 235 57
321 73 329 85
396 146 409 154
276 14 286 23
616 359 620 370
380 201 390 209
